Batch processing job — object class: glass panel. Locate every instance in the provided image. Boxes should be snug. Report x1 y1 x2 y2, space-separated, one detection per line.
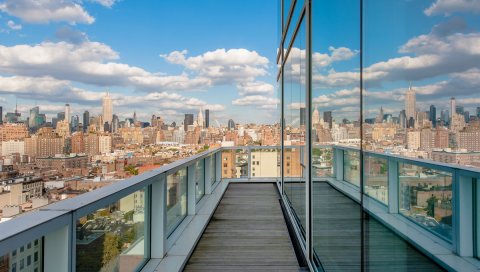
166 169 188 236
363 155 388 205
209 154 216 185
195 160 205 203
221 149 248 179
312 145 335 179
250 148 280 178
399 163 453 242
311 0 362 270
283 17 306 233
0 239 42 272
343 150 360 187
76 188 148 272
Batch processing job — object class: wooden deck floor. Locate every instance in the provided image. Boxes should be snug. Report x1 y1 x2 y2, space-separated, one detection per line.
183 183 302 272
284 181 444 271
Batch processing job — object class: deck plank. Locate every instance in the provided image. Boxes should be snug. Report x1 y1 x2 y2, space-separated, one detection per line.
183 183 302 272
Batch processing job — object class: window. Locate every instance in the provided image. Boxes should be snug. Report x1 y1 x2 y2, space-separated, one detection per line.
27 255 31 266
34 252 38 262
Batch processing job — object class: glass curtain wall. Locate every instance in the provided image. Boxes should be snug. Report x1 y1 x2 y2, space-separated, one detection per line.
279 0 479 270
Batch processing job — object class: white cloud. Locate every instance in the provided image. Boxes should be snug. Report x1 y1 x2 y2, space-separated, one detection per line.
0 75 224 116
425 0 480 16
236 81 274 96
89 0 118 8
160 48 269 84
0 41 212 91
232 95 279 109
6 20 21 30
0 0 95 24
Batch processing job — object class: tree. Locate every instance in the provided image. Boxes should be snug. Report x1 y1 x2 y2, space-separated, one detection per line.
102 233 120 266
425 195 437 217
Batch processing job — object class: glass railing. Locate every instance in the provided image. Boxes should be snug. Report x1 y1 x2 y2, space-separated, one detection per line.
327 146 480 262
0 147 221 272
1 145 478 272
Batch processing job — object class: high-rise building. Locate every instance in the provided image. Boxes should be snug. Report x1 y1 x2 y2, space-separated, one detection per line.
429 105 436 128
228 119 235 130
477 107 480 118
299 107 306 125
205 109 210 128
450 97 456 123
112 114 119 133
312 106 320 125
0 106 3 124
65 104 71 124
83 111 89 132
184 114 194 131
102 92 113 127
405 86 416 121
399 110 406 128
57 112 65 121
29 106 40 129
323 111 332 129
197 108 204 128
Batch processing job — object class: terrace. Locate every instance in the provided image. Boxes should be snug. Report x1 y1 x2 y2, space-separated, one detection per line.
0 146 479 271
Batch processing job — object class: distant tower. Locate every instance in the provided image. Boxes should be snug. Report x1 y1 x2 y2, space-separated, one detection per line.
450 97 456 120
376 107 384 123
405 85 416 121
312 105 320 125
133 111 137 123
184 114 194 131
197 108 204 128
205 109 210 128
228 119 235 130
429 105 436 128
83 110 90 132
65 103 71 124
102 92 113 127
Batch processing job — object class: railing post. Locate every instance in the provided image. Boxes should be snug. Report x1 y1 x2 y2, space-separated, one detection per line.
187 163 197 215
150 174 167 259
44 224 70 272
334 148 344 181
205 156 213 194
388 159 399 214
456 173 473 256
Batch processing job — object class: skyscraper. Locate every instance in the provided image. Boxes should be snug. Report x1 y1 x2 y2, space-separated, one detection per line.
197 108 204 128
323 111 332 129
65 104 71 124
300 107 306 125
312 106 320 125
83 111 89 132
0 106 3 124
103 92 113 126
57 112 65 121
477 107 480 118
228 119 235 130
29 106 40 129
184 114 194 131
399 110 406 128
405 85 416 121
205 109 210 128
450 97 456 121
429 105 436 128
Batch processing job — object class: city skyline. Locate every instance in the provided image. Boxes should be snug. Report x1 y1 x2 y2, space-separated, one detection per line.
0 0 278 124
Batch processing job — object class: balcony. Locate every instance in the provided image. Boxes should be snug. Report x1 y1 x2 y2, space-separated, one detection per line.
0 146 479 271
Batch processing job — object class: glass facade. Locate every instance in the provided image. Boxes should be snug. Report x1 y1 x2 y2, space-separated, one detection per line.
279 0 479 270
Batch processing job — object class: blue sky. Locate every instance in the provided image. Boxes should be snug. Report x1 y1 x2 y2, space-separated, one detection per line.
0 0 278 124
